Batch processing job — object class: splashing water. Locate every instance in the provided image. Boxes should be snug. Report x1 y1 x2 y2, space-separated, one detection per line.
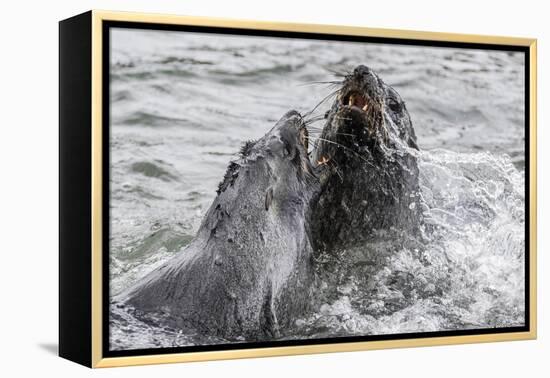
290 149 525 339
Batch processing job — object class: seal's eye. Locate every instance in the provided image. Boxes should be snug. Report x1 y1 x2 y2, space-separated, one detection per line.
387 98 402 113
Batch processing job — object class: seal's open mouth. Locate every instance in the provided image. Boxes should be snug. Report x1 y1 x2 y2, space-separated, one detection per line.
341 90 369 112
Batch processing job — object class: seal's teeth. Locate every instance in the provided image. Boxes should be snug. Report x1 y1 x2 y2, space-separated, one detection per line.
317 156 330 166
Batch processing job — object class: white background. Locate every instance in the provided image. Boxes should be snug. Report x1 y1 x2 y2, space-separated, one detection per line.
0 0 547 376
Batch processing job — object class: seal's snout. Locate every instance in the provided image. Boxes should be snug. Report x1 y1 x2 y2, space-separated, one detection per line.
339 64 383 115
275 110 308 150
271 110 315 178
352 64 372 77
352 65 380 85
282 109 302 120
277 110 304 130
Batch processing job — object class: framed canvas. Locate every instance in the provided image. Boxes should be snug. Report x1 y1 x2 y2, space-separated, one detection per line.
59 10 537 368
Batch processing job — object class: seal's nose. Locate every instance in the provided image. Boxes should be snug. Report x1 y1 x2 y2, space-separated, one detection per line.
351 65 380 90
278 110 303 130
282 110 301 120
353 65 372 77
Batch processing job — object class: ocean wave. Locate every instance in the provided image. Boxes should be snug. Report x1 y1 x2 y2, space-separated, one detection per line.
130 161 178 182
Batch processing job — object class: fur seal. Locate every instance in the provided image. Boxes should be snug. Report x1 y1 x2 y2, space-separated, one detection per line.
309 65 423 253
116 110 317 340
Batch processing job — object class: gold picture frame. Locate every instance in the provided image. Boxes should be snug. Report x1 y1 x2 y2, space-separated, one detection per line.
59 9 537 368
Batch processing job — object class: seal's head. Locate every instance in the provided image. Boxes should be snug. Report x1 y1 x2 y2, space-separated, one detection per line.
309 65 422 252
216 110 315 216
314 65 417 166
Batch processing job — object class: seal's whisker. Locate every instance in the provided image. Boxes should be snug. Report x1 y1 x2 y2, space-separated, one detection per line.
304 121 327 130
304 114 326 123
327 159 344 182
332 115 353 122
297 80 343 87
304 117 326 126
305 130 356 138
325 66 353 78
305 136 376 168
305 136 347 150
303 88 341 119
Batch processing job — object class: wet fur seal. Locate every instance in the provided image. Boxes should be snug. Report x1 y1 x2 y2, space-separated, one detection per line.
117 111 317 340
309 65 423 253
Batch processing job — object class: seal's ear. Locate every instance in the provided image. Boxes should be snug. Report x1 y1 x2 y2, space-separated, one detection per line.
265 187 273 211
